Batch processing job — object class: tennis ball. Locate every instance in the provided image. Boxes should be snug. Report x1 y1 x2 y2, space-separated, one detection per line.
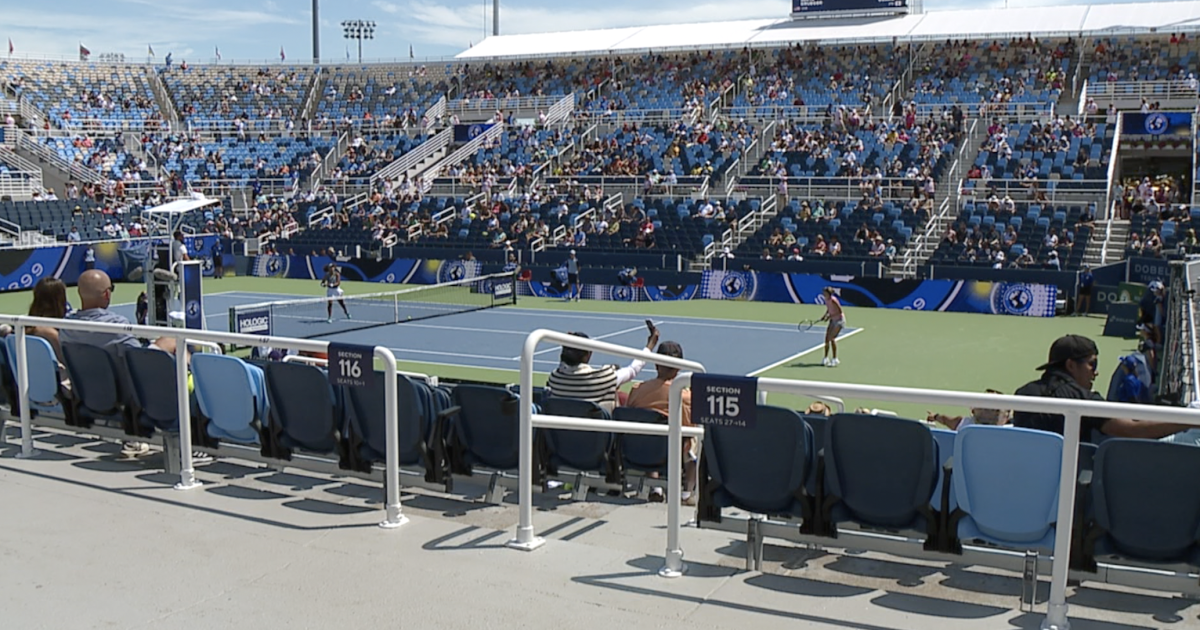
406 315 412 321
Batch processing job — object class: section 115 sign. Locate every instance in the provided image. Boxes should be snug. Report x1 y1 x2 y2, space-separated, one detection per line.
692 374 757 429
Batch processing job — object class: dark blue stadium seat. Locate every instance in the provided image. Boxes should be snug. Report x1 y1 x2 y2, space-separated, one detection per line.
263 362 346 462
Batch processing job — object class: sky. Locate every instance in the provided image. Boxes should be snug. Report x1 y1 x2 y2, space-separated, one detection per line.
0 0 1172 63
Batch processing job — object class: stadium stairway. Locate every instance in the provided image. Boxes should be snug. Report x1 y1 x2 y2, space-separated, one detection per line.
1083 218 1129 267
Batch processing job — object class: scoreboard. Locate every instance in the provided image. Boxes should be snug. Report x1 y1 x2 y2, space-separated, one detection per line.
792 0 908 16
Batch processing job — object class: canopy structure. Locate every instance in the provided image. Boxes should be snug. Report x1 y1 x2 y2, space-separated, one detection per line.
457 0 1200 60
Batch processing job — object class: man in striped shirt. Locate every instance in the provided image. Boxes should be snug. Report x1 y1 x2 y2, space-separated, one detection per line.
546 327 659 412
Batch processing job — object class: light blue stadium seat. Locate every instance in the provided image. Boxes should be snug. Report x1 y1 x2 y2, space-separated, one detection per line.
4 335 64 413
950 425 1061 551
193 353 266 445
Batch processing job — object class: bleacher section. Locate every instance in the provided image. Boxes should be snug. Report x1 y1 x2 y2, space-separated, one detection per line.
41 135 156 182
729 44 904 117
154 135 333 187
1089 35 1200 84
315 65 445 123
910 38 1074 108
0 61 162 129
961 119 1114 193
738 198 926 260
564 123 752 180
0 198 115 240
927 200 1093 270
335 133 427 185
160 66 312 127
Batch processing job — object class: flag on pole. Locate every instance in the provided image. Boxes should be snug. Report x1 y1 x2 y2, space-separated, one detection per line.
345 46 350 60
409 44 414 59
7 39 12 55
148 44 155 57
78 43 91 60
279 46 285 61
215 46 221 61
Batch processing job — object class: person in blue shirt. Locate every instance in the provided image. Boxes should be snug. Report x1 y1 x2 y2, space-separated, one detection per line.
1075 264 1094 316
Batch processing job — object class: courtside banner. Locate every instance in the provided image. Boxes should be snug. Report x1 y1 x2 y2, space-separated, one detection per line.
235 308 272 336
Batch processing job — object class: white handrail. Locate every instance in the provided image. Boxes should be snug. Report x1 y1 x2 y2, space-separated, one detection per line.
661 374 1200 628
2 314 408 530
507 329 707 551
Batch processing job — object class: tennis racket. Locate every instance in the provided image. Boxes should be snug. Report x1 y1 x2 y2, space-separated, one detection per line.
797 319 820 332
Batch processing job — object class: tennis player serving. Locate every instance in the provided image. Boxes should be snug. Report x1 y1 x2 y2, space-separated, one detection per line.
820 286 844 367
321 262 351 323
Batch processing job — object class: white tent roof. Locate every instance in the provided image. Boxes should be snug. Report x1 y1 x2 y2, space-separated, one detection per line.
143 195 220 216
457 0 1200 60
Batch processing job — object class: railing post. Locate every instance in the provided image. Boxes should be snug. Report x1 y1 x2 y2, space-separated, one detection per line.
1041 410 1081 630
508 330 546 551
174 335 200 490
660 373 690 577
14 326 38 459
378 347 408 529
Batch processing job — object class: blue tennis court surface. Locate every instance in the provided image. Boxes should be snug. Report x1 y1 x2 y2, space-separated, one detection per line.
112 291 860 376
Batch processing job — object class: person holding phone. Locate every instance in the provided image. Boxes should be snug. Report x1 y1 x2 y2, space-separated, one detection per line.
546 320 660 412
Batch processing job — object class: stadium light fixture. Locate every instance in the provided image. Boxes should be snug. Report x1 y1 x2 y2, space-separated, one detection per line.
342 20 376 63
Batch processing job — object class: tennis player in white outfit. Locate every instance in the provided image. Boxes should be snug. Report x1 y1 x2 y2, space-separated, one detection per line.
322 262 351 323
821 286 845 367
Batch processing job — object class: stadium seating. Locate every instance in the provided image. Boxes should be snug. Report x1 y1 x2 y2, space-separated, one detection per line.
0 60 163 129
909 39 1074 107
728 44 905 118
961 119 1115 189
160 65 313 127
156 135 333 187
1088 36 1200 84
314 65 446 123
737 197 927 261
928 200 1094 270
41 135 157 182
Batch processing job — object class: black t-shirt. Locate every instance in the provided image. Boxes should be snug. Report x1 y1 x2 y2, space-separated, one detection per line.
1012 369 1109 439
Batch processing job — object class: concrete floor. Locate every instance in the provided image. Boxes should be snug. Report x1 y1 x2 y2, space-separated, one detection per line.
2 425 1198 630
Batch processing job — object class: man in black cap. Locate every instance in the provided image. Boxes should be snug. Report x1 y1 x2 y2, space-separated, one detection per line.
1012 334 1190 440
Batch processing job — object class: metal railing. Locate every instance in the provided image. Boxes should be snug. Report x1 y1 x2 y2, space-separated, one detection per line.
1085 80 1199 104
508 330 707 552
16 128 102 184
1 314 408 529
446 95 562 118
544 93 576 126
653 374 1200 629
371 126 451 186
423 95 447 132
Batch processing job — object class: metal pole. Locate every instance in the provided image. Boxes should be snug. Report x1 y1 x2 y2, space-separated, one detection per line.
1042 411 1081 630
493 0 499 35
14 326 38 459
174 338 200 490
507 330 545 550
312 0 320 64
378 346 407 528
660 373 689 577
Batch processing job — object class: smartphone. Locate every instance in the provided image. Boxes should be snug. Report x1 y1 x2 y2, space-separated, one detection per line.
645 319 657 333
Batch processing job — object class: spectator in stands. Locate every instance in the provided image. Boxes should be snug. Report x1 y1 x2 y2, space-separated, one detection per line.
626 340 698 505
883 239 897 264
927 390 1010 431
27 277 69 365
1045 250 1061 271
67 226 81 243
60 270 192 459
1012 334 1191 440
546 326 659 413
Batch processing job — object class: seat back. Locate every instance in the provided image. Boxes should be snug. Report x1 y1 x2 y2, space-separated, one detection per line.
954 425 1062 543
5 334 62 407
192 353 262 444
704 405 810 514
343 371 428 466
450 384 520 470
1094 439 1200 561
541 397 614 472
613 406 669 471
123 347 180 432
264 361 340 454
825 413 938 528
61 341 123 420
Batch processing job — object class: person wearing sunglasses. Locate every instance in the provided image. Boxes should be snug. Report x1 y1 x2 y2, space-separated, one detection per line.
1012 334 1192 440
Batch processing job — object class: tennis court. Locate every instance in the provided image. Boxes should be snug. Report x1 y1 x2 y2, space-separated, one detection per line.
114 288 857 377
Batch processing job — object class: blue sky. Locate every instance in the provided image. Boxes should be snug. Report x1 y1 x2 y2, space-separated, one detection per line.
0 0 1168 62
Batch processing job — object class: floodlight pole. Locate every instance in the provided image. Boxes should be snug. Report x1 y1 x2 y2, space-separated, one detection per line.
312 0 320 64
493 0 499 36
342 20 376 64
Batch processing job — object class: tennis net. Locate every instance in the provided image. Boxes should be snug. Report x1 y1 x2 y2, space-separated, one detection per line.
229 271 518 339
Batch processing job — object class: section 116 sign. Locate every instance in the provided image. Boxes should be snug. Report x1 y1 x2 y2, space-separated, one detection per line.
692 374 758 429
328 342 375 389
